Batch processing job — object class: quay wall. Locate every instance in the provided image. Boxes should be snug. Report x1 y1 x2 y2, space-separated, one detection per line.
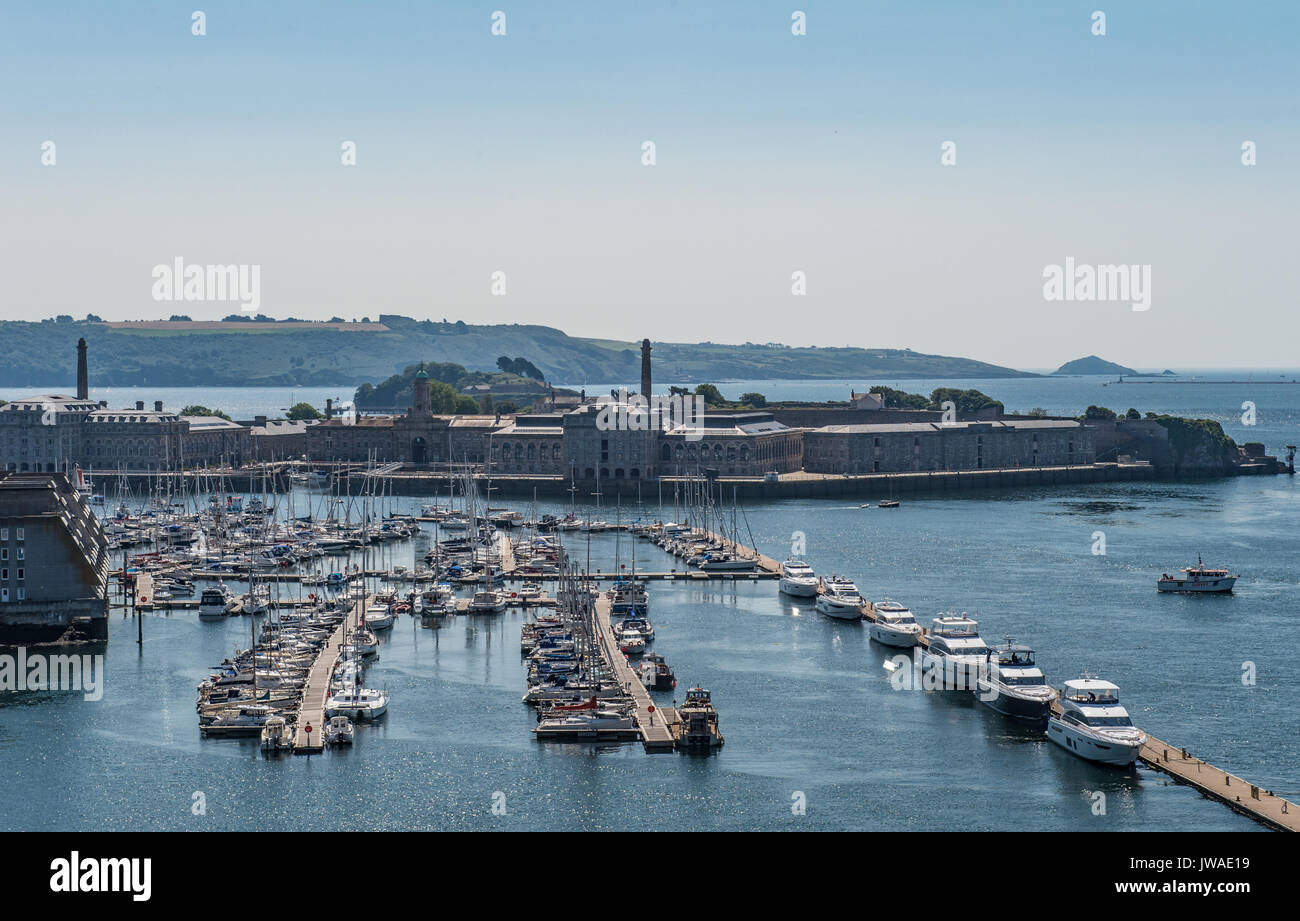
97 462 1169 499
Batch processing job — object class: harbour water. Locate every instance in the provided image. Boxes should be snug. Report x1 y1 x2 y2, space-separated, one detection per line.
2 474 1296 831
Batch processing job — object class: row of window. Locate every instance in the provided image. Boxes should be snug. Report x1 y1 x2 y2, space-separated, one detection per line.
0 528 24 541
0 588 26 602
1 568 25 580
1 548 25 560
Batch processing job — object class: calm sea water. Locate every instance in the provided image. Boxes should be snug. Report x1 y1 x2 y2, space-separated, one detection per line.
1 476 1296 832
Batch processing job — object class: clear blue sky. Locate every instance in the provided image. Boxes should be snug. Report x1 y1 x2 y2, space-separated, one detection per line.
2 1 1296 369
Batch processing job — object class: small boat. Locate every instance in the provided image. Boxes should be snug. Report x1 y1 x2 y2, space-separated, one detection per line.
324 715 354 746
778 559 819 598
468 589 506 613
1157 555 1237 593
617 627 647 656
364 603 395 630
259 715 293 753
198 585 236 620
1047 677 1146 766
638 652 676 691
877 499 900 508
815 576 864 620
674 686 724 750
867 599 922 648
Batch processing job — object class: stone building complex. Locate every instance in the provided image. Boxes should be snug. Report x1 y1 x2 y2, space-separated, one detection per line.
1 340 1094 480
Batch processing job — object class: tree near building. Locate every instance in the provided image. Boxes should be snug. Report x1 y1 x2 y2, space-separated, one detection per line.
286 402 323 420
694 383 726 406
181 405 232 421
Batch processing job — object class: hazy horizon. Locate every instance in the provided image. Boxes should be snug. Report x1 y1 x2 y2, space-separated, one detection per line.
3 1 1297 371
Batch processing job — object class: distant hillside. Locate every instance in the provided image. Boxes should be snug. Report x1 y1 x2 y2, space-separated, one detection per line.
0 315 1037 388
1054 355 1138 376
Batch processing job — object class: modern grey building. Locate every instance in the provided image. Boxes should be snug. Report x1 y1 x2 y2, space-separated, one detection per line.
0 471 109 644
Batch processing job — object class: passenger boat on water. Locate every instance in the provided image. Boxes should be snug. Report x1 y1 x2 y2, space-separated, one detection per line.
1156 555 1237 593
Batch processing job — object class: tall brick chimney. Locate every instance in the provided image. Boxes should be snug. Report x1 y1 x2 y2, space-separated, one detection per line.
76 337 88 400
640 338 652 399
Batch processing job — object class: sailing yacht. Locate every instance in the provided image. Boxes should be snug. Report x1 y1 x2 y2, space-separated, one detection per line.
325 687 389 721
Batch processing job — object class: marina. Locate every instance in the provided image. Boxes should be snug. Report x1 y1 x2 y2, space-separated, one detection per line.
16 465 1294 832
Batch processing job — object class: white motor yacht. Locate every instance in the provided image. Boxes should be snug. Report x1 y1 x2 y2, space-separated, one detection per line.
974 640 1057 720
364 603 395 630
815 576 864 620
919 614 990 689
198 584 236 620
867 599 922 648
778 559 819 598
468 589 506 613
1048 677 1146 766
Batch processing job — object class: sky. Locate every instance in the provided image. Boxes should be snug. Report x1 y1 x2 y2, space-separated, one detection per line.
1 1 1297 371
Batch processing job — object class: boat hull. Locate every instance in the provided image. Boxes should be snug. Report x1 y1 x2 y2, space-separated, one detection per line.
1048 718 1142 766
815 597 862 619
868 623 920 648
1157 576 1236 593
975 682 1054 721
779 578 818 597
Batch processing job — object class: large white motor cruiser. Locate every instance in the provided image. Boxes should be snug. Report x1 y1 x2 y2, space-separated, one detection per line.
1048 678 1146 766
919 614 990 689
974 640 1057 720
867 599 922 648
778 559 819 598
815 576 864 620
